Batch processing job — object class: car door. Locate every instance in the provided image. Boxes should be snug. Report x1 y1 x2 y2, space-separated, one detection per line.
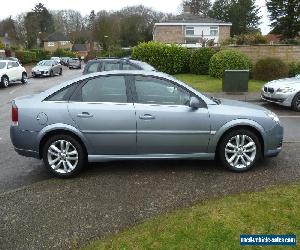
6 62 19 80
68 75 136 155
132 75 211 155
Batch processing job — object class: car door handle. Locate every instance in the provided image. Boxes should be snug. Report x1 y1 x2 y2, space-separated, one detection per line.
77 112 94 118
139 114 155 120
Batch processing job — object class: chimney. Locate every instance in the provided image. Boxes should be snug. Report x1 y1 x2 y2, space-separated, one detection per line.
183 4 191 14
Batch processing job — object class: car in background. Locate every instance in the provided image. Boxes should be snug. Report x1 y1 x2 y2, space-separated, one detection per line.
68 58 81 69
60 57 70 66
261 75 300 111
32 60 63 78
10 70 283 178
0 60 27 87
83 58 156 75
50 57 61 64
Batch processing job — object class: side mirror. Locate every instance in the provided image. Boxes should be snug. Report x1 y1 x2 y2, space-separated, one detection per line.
7 65 12 69
189 96 201 109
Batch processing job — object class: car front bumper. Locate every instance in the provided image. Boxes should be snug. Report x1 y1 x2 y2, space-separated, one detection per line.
261 90 295 107
264 123 284 157
32 70 50 77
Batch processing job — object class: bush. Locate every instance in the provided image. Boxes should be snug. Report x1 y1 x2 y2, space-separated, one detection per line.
209 50 251 78
15 50 36 64
132 42 190 74
190 48 215 75
30 49 51 62
221 33 267 46
288 62 300 77
52 48 76 58
253 57 289 81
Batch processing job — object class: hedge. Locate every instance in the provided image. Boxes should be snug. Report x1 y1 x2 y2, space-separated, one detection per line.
288 61 300 77
253 57 289 81
132 42 190 74
190 48 215 75
209 50 251 78
15 51 37 64
52 48 76 58
30 49 51 62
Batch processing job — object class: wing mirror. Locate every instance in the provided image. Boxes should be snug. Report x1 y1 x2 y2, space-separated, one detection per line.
189 96 201 109
7 65 12 69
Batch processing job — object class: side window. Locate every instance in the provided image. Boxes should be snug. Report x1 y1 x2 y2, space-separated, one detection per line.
103 62 120 71
134 76 191 105
12 62 19 67
81 76 127 103
7 62 13 68
123 63 139 70
45 84 78 101
87 62 100 73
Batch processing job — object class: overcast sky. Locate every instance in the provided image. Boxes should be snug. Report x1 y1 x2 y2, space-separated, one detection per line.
0 0 271 34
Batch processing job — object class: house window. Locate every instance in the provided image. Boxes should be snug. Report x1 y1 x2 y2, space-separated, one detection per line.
60 41 69 45
210 27 218 36
48 42 55 47
186 26 195 35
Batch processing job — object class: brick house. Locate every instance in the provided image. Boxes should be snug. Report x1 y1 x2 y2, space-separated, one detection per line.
153 12 232 47
43 32 72 52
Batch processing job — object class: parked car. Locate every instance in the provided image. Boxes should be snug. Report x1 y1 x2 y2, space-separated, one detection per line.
68 58 81 69
32 60 62 78
261 75 300 111
50 57 61 64
83 58 156 75
0 60 27 87
10 71 283 178
60 57 70 66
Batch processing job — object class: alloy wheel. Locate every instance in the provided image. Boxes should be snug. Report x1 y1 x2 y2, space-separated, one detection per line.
225 134 256 169
47 140 79 174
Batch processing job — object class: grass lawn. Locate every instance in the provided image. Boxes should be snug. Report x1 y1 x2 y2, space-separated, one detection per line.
174 74 265 93
81 183 300 250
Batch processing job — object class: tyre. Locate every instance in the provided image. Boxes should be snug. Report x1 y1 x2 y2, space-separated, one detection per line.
218 129 262 172
50 70 54 77
21 72 28 84
291 92 300 112
42 134 86 178
59 68 62 75
1 75 9 88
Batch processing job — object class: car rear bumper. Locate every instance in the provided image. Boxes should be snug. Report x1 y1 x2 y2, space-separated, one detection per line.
10 126 40 158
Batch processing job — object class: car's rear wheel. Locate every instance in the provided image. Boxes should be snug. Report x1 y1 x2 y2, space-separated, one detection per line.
50 70 54 77
42 134 85 178
291 92 300 111
1 76 9 88
21 72 28 84
218 129 261 172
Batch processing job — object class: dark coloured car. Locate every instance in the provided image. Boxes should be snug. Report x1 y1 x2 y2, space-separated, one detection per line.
83 58 155 75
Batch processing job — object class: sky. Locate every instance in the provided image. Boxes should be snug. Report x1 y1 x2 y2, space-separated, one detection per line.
0 0 271 34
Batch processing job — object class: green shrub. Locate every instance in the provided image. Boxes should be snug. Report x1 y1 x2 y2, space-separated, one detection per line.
52 48 76 58
30 49 51 62
221 33 267 46
209 50 251 78
132 42 190 74
288 62 300 77
253 57 288 81
190 48 215 75
15 50 36 64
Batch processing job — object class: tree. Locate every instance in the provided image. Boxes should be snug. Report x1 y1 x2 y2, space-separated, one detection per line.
209 0 261 35
0 17 18 42
182 0 212 16
267 0 300 39
0 40 4 49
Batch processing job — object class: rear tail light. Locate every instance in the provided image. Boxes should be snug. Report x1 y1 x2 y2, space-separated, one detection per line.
12 102 18 126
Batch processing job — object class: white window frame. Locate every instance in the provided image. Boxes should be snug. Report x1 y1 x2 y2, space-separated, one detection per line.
48 42 55 47
210 26 219 36
185 26 195 36
60 41 69 46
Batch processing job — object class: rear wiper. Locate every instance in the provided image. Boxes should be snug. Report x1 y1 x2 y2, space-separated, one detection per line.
210 96 221 104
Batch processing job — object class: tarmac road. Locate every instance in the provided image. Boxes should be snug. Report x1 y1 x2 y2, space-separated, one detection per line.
0 71 299 249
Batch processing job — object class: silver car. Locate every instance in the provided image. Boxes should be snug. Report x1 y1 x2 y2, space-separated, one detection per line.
32 60 63 77
261 75 300 111
68 58 81 69
10 71 283 178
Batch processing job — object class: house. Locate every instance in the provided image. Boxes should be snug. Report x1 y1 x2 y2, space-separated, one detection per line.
43 32 72 52
0 33 13 48
153 9 232 48
72 44 88 58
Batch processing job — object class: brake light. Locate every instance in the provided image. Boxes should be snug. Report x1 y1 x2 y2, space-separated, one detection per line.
12 103 18 125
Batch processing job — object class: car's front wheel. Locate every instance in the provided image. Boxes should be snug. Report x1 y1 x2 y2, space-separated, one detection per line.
1 75 9 88
218 129 262 172
291 92 300 111
42 134 85 178
59 68 62 75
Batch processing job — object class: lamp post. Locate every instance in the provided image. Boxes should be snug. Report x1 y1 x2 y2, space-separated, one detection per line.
104 35 110 57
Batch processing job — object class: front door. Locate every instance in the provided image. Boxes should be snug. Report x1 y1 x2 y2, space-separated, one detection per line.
68 75 136 155
133 75 211 154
